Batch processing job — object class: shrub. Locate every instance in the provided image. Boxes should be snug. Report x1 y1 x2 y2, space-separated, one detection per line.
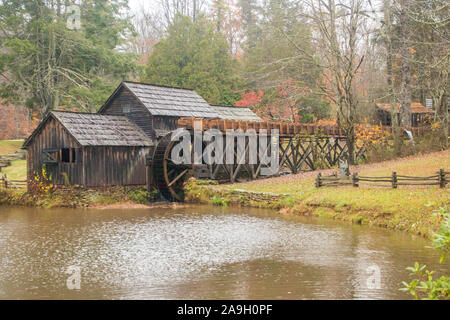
128 189 157 204
213 197 229 207
401 207 450 300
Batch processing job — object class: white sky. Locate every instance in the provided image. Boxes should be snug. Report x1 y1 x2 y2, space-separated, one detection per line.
128 0 155 12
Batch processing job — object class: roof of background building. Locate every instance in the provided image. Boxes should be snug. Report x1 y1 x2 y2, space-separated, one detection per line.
375 102 434 114
122 81 219 118
24 111 154 148
211 105 262 122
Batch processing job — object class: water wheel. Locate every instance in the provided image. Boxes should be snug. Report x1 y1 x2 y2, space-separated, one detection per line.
152 133 192 202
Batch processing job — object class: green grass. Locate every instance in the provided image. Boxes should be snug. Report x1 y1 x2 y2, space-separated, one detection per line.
0 140 24 155
192 150 450 238
2 160 27 180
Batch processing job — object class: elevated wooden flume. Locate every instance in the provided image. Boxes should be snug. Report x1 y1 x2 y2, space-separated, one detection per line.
149 118 440 201
177 117 346 137
151 117 438 201
149 118 368 202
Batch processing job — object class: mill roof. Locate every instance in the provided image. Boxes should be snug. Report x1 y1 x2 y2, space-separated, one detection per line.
110 81 219 118
211 105 262 122
375 102 434 114
23 111 154 148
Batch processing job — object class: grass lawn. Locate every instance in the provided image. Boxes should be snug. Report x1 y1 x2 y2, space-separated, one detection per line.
0 140 27 181
198 150 450 237
0 140 24 155
2 160 27 181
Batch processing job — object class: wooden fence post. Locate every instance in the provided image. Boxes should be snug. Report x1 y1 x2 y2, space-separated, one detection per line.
316 173 322 188
439 169 446 188
352 173 359 187
392 171 397 189
3 174 7 189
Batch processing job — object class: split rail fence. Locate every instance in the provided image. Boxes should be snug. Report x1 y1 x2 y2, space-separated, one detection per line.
0 174 27 189
316 169 448 189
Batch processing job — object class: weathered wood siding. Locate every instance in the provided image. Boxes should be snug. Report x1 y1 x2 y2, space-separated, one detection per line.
26 116 150 188
26 117 83 186
152 116 179 132
100 86 154 137
83 146 150 187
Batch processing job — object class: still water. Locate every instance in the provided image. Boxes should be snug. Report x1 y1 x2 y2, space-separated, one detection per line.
0 205 448 300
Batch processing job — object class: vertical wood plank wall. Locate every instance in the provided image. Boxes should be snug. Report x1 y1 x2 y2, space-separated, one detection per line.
26 118 83 186
100 87 154 137
83 146 150 187
26 117 151 187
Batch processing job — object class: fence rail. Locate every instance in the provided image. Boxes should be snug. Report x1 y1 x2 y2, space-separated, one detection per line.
316 169 448 189
0 174 27 189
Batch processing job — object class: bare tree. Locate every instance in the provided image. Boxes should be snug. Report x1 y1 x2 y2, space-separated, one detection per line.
396 0 413 128
381 0 402 153
127 5 165 57
160 0 208 27
305 0 369 164
408 0 448 149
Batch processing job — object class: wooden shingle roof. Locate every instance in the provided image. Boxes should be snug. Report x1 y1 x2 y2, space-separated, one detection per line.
212 105 262 122
24 111 154 148
376 102 434 114
52 112 153 147
123 82 219 118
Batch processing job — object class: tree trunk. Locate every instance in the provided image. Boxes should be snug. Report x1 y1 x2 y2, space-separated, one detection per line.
383 0 401 154
347 126 356 165
435 93 448 149
399 0 412 128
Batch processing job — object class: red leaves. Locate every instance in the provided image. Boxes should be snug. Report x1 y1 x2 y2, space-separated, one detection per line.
234 90 264 107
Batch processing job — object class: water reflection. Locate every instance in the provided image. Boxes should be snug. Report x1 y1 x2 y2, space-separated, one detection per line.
0 205 447 299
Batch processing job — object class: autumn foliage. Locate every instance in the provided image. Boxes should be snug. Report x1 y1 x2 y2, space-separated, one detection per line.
0 103 40 140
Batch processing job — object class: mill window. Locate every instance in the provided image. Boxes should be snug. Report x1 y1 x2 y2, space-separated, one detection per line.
60 148 77 163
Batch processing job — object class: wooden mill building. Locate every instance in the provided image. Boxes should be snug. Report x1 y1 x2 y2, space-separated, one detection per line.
23 82 261 187
375 102 434 127
23 112 153 187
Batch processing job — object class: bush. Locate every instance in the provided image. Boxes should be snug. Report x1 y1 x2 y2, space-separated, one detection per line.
128 189 157 204
364 129 448 164
401 207 450 300
213 196 229 207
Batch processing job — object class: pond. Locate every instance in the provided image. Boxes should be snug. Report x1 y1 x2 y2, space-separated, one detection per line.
0 205 447 299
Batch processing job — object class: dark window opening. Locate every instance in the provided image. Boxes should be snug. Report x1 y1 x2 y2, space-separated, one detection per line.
60 148 77 163
61 148 70 163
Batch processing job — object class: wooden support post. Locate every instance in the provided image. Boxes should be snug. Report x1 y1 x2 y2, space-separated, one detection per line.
316 173 322 188
439 169 446 188
4 174 8 189
392 171 397 189
352 173 359 187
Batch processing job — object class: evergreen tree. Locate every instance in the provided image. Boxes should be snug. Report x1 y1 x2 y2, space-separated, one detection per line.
143 14 241 105
0 0 138 115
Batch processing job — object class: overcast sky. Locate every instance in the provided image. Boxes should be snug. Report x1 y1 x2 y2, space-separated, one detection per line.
128 0 155 12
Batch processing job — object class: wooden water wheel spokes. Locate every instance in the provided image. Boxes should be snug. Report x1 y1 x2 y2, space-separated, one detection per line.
152 133 192 202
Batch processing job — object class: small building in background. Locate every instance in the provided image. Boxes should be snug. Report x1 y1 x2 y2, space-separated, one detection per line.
23 111 153 187
375 102 434 127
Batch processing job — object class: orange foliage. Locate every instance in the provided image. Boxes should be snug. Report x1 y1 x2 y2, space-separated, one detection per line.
355 121 388 149
0 102 40 140
317 119 337 126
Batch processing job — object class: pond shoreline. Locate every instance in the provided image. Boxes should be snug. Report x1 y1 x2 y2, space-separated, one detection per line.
0 185 159 209
0 180 445 239
184 180 447 239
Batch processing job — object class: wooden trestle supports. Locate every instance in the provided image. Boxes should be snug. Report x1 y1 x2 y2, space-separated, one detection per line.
149 117 442 201
175 117 366 182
